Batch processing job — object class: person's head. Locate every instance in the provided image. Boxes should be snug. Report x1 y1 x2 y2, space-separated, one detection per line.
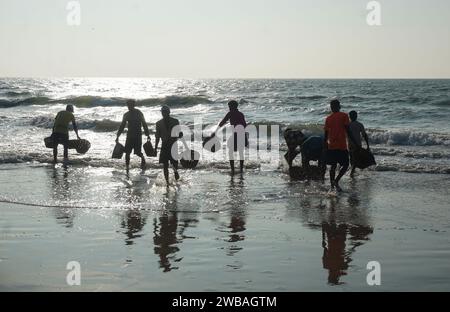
349 110 358 121
66 104 74 113
330 99 341 113
228 100 239 111
161 105 170 118
127 99 136 111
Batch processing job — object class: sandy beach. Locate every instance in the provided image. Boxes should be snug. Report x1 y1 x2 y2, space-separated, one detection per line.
1 162 449 291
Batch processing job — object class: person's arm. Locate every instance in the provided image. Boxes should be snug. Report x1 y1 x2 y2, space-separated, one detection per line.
52 112 60 133
346 126 359 149
214 112 231 134
175 120 183 139
155 123 161 152
140 111 150 139
343 114 359 149
323 118 329 150
116 114 127 142
72 116 80 139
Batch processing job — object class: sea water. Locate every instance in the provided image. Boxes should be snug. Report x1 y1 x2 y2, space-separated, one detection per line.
1 78 450 291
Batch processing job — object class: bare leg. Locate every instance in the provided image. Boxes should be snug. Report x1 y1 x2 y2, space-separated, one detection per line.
125 153 131 169
302 158 309 168
53 146 58 164
239 160 244 173
334 164 349 192
138 153 146 169
285 147 300 168
329 164 337 189
172 161 180 180
163 163 170 185
230 160 235 175
63 144 68 162
350 165 356 177
284 152 291 166
319 159 326 181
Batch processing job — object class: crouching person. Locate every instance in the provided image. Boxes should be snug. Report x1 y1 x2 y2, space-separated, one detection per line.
51 104 80 164
284 128 326 179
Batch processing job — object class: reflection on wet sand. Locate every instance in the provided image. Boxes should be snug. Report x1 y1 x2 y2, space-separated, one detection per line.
46 165 373 282
153 191 199 273
287 177 374 285
118 170 150 246
153 203 180 272
121 209 148 246
49 166 75 228
219 175 248 258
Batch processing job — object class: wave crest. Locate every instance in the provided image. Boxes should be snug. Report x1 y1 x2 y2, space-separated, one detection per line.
368 129 450 146
30 116 124 132
0 95 213 108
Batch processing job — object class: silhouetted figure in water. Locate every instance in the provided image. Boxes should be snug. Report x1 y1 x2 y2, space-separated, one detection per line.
348 110 370 177
51 104 80 164
155 106 182 186
324 99 358 191
116 99 150 169
215 100 248 175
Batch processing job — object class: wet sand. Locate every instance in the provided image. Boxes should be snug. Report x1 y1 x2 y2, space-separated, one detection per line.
0 163 449 291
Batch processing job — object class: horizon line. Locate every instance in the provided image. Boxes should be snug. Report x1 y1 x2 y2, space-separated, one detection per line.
1 76 450 80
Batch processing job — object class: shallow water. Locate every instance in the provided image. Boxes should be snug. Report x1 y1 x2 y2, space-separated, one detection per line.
1 78 449 291
1 164 449 291
1 78 449 174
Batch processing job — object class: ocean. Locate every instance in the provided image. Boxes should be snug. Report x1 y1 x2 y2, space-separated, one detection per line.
0 78 449 173
1 78 449 291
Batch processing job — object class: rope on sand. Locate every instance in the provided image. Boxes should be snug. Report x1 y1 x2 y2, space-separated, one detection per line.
0 198 101 209
0 198 221 214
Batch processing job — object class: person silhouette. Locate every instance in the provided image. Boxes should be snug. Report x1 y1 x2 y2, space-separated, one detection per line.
51 104 80 164
323 99 358 191
215 100 248 175
116 99 150 169
155 106 182 186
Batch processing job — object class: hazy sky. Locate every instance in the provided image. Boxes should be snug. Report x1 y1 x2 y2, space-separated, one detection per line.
1 0 449 78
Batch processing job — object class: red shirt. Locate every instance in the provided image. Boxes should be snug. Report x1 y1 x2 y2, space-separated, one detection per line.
324 112 350 151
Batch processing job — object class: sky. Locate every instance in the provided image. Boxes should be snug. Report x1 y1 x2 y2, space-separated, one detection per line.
1 0 450 78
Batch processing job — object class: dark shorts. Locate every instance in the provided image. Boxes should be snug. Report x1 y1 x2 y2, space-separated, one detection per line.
159 140 179 165
51 132 69 147
125 136 143 155
326 150 349 167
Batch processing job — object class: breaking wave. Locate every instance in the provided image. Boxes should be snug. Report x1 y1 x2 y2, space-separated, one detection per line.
367 129 450 146
29 116 126 132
